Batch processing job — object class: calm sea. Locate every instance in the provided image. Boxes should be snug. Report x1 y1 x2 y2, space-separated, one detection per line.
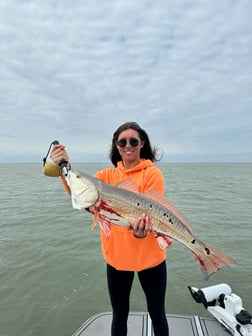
0 163 251 336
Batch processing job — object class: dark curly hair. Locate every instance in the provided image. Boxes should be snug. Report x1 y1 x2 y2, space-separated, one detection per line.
109 121 160 166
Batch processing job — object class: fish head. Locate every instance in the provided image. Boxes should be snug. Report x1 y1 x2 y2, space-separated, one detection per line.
66 170 99 210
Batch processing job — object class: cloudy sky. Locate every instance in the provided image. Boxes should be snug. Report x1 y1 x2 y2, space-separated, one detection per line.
1 0 251 163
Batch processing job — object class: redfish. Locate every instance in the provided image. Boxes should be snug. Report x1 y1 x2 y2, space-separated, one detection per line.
65 170 236 280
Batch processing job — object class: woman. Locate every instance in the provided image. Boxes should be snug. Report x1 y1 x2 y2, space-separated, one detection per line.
50 121 171 336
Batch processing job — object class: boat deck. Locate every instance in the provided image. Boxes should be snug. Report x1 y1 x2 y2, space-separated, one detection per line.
72 311 231 336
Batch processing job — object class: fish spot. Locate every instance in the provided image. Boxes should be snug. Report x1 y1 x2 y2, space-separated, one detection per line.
137 202 141 207
169 218 174 224
205 247 210 255
191 239 196 244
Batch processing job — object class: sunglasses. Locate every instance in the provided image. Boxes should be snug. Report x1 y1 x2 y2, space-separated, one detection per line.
117 137 140 148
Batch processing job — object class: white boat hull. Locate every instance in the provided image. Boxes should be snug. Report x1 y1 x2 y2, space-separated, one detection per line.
72 311 232 336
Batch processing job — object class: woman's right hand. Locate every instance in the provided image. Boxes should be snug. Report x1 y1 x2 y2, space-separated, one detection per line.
130 213 150 238
50 144 70 168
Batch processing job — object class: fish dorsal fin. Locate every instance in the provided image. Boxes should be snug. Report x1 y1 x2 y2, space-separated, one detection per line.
116 179 139 193
144 190 195 235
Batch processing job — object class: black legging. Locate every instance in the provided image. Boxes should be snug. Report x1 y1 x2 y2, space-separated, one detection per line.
107 261 169 336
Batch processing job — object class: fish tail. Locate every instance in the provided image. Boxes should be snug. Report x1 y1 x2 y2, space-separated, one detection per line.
192 243 237 280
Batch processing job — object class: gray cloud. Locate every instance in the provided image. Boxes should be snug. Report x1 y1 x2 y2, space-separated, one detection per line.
0 0 252 162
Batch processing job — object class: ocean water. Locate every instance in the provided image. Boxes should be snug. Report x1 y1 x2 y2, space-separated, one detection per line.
0 163 251 336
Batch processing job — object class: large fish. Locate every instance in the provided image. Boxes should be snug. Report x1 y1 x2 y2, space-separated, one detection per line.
64 169 236 279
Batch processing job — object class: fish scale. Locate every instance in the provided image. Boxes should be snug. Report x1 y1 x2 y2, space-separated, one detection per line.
100 183 193 243
66 169 237 280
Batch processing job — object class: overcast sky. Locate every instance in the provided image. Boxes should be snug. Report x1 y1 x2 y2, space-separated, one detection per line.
1 0 251 163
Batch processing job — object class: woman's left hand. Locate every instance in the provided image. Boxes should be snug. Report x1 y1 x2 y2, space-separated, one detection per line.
130 213 150 238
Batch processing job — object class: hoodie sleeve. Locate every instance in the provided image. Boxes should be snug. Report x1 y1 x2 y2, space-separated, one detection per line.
95 168 113 183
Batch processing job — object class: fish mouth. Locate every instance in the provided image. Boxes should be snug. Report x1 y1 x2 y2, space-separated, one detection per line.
74 187 89 198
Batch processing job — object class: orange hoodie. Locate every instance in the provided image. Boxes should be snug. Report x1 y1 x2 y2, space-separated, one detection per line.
95 159 169 271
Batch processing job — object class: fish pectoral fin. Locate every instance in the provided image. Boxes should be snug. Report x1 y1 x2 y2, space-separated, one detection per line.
145 190 195 235
98 217 112 237
91 209 113 236
116 178 139 193
91 210 99 229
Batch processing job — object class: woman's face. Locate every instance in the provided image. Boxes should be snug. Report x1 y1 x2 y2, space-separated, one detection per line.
116 129 144 168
